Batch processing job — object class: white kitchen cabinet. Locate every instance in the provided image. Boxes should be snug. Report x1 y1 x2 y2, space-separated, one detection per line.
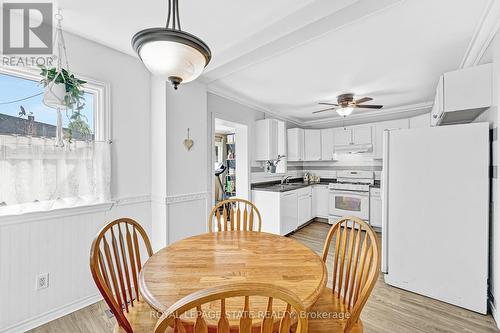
253 189 298 235
334 127 352 146
352 126 372 144
297 187 312 227
334 126 372 147
320 129 335 160
304 129 321 161
277 120 286 157
281 191 298 235
255 119 278 161
373 119 409 159
432 64 492 126
287 128 305 161
370 187 382 228
313 185 329 218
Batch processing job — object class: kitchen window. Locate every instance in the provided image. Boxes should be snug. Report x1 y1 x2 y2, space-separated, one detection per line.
0 67 110 216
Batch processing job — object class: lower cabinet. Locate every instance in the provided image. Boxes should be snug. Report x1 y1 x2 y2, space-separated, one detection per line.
281 191 298 235
370 187 382 228
253 186 315 236
313 185 329 218
297 187 312 228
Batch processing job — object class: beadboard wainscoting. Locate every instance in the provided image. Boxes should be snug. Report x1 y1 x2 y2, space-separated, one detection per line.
0 198 151 333
151 192 209 250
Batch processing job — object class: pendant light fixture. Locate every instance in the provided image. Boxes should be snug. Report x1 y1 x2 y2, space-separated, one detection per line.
132 0 211 89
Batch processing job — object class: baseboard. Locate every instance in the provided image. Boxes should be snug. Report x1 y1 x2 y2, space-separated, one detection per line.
1 294 103 333
490 299 500 329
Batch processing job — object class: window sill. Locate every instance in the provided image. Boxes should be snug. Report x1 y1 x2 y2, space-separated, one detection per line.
0 201 114 226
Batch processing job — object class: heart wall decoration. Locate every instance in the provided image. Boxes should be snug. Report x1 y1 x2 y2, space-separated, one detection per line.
184 128 194 151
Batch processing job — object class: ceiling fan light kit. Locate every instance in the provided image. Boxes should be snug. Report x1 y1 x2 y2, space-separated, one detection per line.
314 93 383 117
132 0 211 89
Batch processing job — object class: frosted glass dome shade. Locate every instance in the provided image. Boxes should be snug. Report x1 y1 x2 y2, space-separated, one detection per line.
132 28 211 89
336 107 354 117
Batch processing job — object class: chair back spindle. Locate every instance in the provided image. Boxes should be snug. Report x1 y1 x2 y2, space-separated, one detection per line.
208 199 262 232
322 216 380 333
90 218 153 333
154 283 308 333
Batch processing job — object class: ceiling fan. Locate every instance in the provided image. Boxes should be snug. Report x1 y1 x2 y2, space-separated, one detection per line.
313 93 383 117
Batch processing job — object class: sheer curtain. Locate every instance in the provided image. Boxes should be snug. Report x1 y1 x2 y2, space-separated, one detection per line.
0 135 111 216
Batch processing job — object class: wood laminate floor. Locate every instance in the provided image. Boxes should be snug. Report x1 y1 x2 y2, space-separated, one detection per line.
29 222 499 333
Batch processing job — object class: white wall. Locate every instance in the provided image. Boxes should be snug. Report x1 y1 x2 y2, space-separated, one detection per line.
0 31 152 332
151 81 209 248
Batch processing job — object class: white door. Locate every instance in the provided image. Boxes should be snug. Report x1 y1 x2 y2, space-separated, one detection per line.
304 129 321 161
384 123 489 313
334 127 352 146
313 185 329 218
352 126 372 145
369 188 382 228
287 128 304 161
280 191 298 235
320 129 335 160
298 190 312 227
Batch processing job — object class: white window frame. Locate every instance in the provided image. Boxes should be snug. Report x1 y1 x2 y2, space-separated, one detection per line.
0 65 111 142
0 65 113 222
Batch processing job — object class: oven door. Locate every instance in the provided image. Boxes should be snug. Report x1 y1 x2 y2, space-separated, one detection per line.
329 189 369 221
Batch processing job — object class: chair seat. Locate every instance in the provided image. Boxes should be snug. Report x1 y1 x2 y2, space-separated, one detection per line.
307 287 363 333
113 301 160 333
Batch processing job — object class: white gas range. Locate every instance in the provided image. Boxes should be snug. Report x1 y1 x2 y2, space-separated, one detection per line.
328 170 374 224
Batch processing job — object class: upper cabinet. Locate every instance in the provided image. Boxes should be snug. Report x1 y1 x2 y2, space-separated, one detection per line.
304 129 321 161
320 128 335 161
373 119 409 159
334 127 352 146
287 128 305 161
255 119 284 161
334 126 372 146
431 63 492 126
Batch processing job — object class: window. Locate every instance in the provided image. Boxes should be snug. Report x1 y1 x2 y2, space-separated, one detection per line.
0 72 95 140
0 67 110 216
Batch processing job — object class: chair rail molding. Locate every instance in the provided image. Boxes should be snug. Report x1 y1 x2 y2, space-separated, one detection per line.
165 191 209 204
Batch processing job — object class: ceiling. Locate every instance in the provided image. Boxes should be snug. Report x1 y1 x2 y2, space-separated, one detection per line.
57 0 492 125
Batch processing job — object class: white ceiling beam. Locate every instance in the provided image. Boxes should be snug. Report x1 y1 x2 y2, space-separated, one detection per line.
203 0 403 84
460 0 500 68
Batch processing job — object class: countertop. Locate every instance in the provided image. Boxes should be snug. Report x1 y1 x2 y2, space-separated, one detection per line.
251 178 333 193
251 178 381 192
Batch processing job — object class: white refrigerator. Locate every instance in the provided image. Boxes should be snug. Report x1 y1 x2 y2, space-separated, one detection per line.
382 122 489 314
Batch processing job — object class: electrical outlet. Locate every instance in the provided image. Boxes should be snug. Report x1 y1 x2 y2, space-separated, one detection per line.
36 273 49 290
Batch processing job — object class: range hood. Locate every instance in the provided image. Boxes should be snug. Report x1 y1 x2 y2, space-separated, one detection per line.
335 143 373 154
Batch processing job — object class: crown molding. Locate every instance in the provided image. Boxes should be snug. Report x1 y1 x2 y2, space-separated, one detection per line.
300 102 433 128
460 0 500 68
207 84 303 126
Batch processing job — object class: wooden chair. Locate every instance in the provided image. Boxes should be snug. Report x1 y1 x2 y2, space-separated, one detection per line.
208 198 262 232
154 283 308 333
308 217 380 333
90 218 156 333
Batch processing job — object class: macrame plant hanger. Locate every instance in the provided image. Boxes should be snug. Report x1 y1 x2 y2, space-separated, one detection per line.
43 9 70 147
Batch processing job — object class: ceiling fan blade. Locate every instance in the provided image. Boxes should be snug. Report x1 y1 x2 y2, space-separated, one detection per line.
355 97 373 104
355 104 383 109
318 102 339 106
313 107 337 114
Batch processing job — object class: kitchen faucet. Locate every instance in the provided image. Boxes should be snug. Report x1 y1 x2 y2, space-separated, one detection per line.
281 175 292 185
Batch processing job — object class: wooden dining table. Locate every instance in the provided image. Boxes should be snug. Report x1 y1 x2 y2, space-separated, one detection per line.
139 230 327 329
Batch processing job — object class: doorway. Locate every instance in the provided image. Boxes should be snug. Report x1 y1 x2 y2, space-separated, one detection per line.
213 118 249 205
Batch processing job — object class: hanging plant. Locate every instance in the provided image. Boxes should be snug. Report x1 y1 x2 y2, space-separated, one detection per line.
39 66 87 111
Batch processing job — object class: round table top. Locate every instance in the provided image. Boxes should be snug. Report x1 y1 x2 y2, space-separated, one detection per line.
139 231 327 315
